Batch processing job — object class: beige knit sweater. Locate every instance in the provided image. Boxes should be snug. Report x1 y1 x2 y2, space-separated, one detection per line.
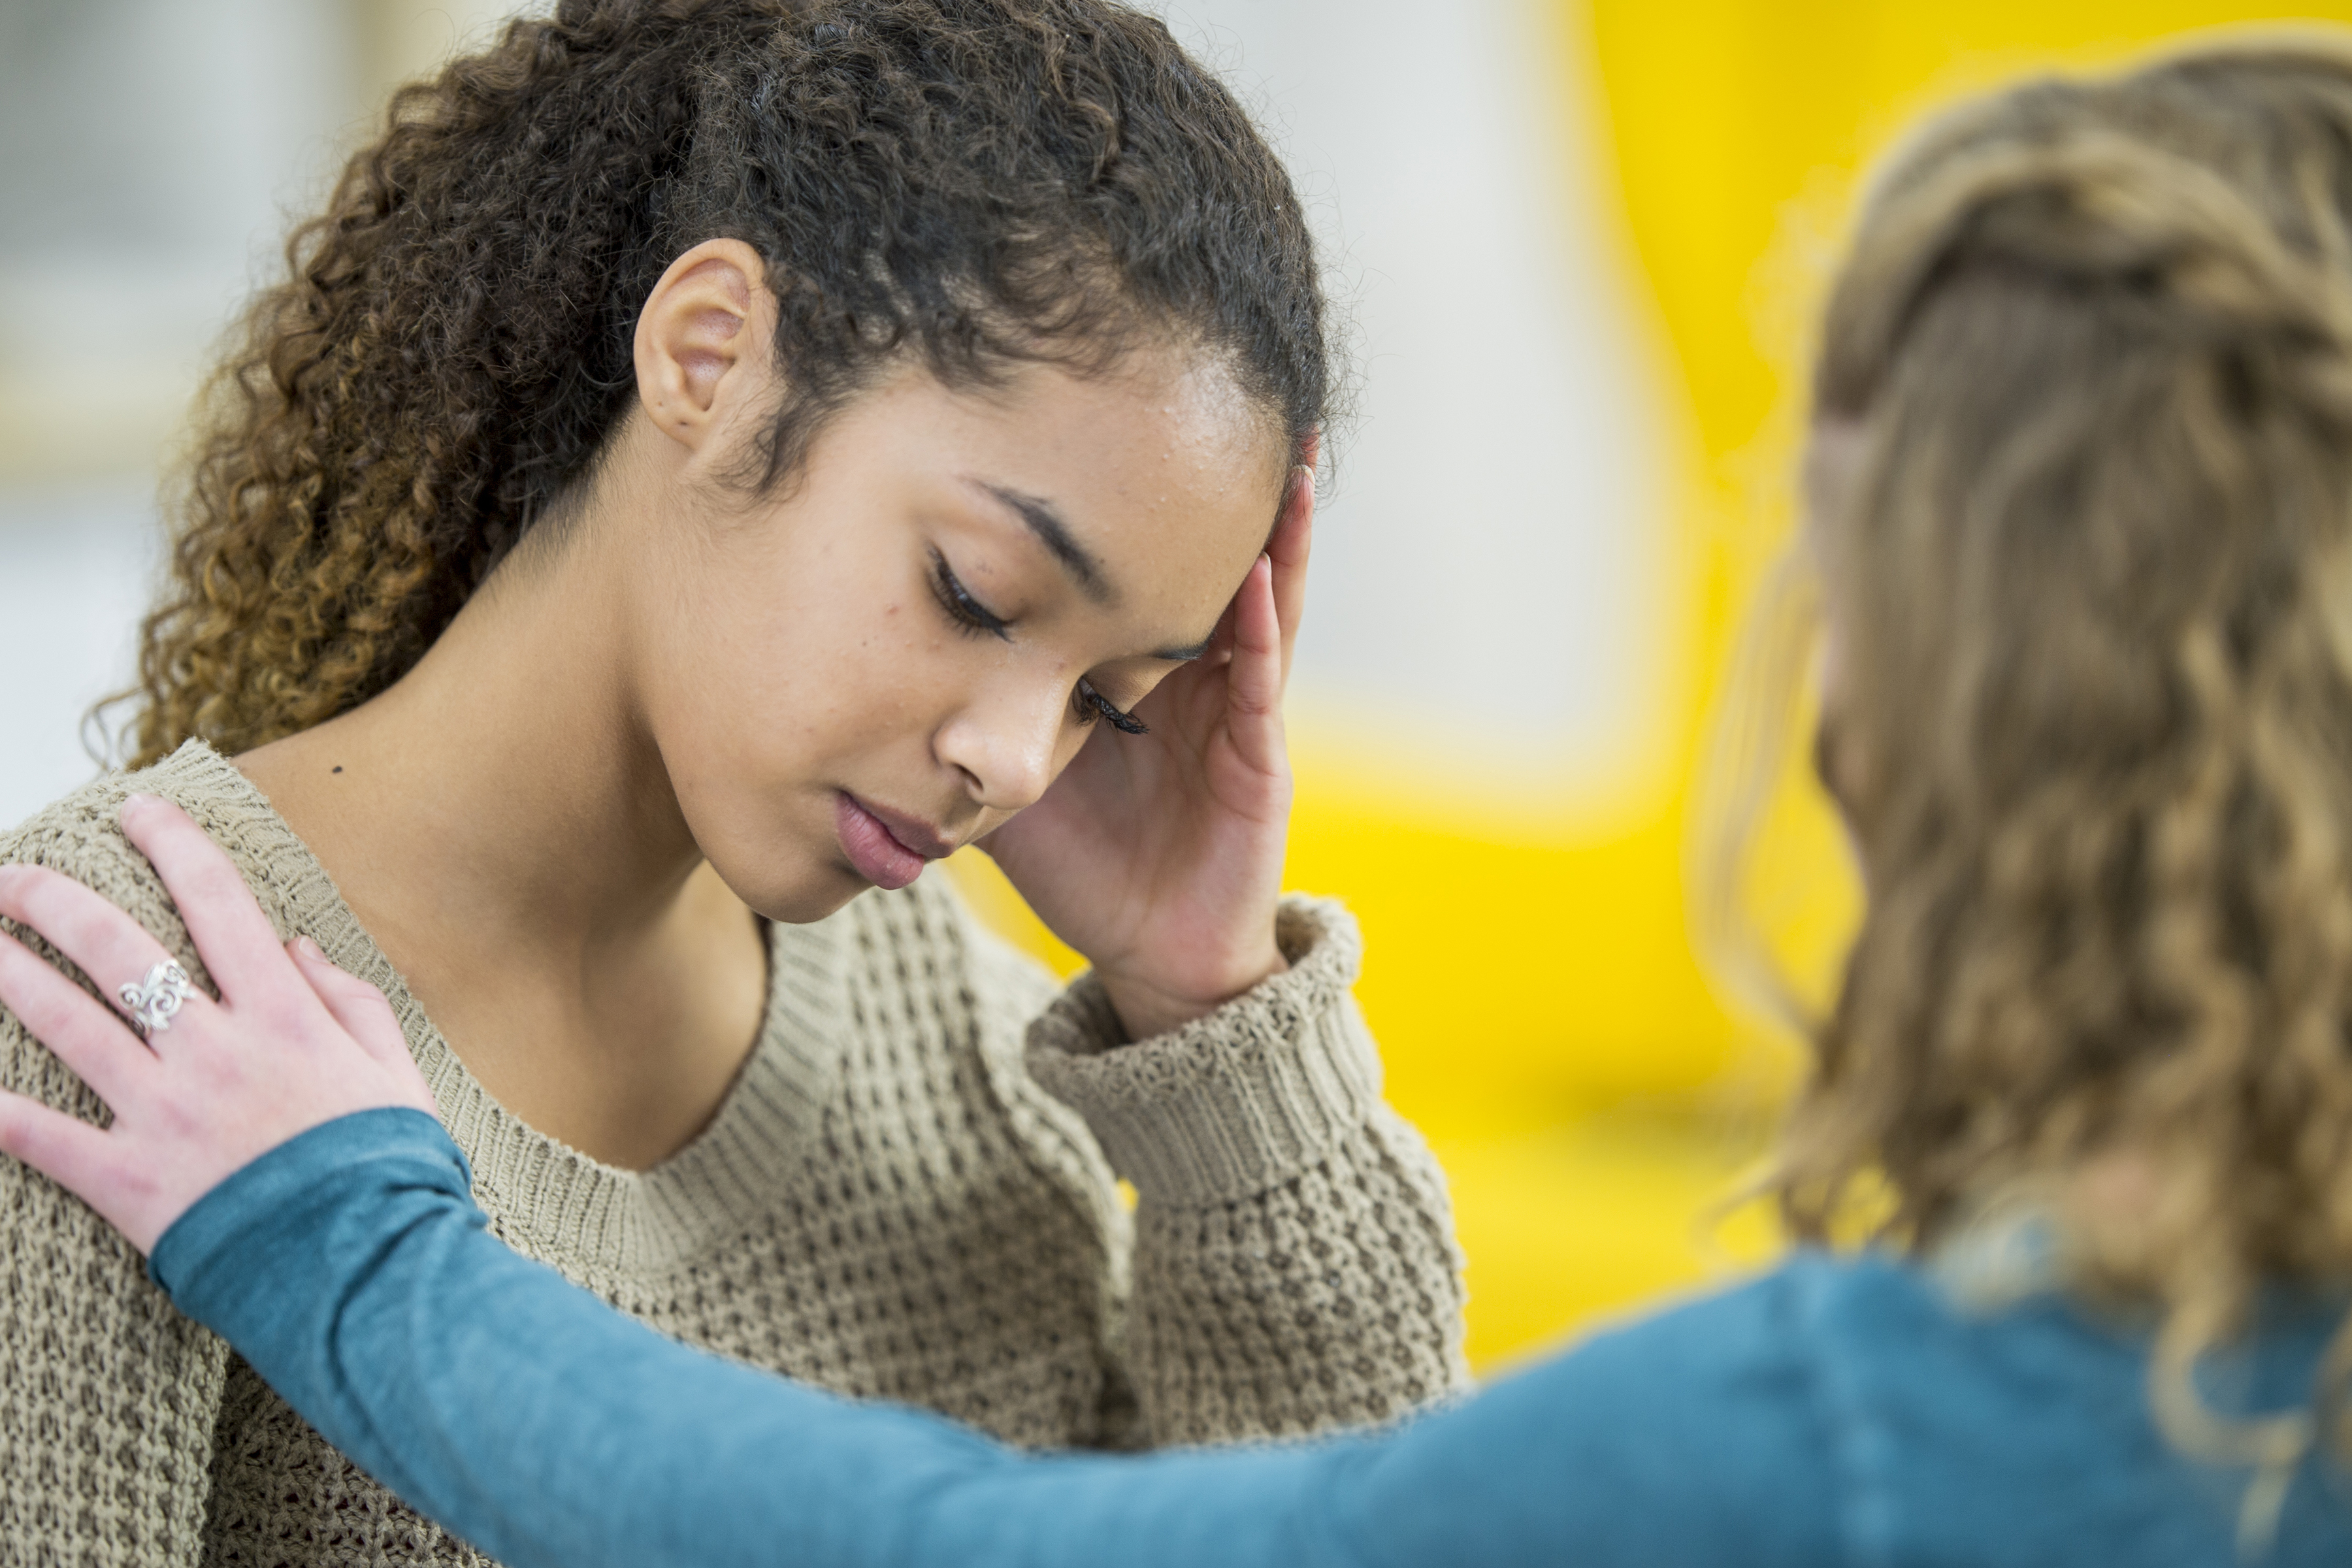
0 742 1467 1567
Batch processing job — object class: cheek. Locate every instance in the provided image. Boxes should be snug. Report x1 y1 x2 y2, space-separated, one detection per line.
649 538 947 787
651 563 979 919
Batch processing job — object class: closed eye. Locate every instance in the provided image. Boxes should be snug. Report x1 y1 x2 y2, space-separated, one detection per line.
928 549 1011 641
1076 678 1148 735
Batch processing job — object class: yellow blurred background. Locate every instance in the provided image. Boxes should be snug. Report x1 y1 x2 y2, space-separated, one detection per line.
6 0 2352 1374
971 0 2352 1371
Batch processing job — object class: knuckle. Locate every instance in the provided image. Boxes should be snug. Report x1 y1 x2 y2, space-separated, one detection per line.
185 851 252 905
159 1090 220 1143
10 1113 72 1172
252 995 313 1041
116 1159 163 1208
1 868 67 928
8 987 71 1041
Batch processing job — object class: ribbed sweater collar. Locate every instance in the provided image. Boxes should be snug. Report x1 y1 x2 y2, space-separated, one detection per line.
152 741 851 1275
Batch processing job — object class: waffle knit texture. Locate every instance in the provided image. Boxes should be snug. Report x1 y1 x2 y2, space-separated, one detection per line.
0 743 1468 1567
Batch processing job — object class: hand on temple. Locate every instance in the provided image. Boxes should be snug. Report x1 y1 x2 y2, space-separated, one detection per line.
982 459 1316 1041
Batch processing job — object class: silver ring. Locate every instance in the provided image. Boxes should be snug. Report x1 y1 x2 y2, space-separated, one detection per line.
118 959 195 1041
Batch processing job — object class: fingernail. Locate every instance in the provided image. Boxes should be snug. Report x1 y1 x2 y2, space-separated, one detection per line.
119 792 155 818
291 936 325 960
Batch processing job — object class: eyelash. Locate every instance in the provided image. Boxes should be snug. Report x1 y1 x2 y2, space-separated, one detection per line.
930 549 1011 641
1077 678 1150 736
928 550 1150 736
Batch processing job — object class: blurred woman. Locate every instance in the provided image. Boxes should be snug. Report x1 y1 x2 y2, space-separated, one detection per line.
11 24 2352 1568
0 3 1469 1563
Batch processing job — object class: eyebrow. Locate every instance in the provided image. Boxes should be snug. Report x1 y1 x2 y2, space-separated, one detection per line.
970 481 1114 606
965 477 1214 662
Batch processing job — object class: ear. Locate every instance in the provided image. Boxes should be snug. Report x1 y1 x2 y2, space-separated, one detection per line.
632 238 773 455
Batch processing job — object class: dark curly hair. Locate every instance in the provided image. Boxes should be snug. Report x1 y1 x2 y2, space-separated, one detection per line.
125 0 1328 764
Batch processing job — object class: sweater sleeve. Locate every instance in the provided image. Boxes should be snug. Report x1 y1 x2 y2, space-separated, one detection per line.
1022 898 1469 1443
0 807 231 1565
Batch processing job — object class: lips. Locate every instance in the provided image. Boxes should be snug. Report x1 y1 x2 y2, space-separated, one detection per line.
834 792 949 891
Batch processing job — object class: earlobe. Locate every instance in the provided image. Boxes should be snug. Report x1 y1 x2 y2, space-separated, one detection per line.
632 238 772 455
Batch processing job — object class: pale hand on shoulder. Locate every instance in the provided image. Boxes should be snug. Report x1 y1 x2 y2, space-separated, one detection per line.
0 794 434 1254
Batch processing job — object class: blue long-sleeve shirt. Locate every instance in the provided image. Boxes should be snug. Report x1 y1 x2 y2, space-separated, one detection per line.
150 1109 2352 1567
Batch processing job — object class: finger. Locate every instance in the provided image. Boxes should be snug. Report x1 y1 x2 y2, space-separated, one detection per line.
0 930 154 1109
1223 555 1286 776
1200 576 1243 667
1268 466 1315 685
0 864 195 1039
287 939 421 1082
0 1089 123 1214
118 795 292 1004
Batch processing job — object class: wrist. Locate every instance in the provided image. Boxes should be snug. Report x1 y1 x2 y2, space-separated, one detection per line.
1095 941 1288 1041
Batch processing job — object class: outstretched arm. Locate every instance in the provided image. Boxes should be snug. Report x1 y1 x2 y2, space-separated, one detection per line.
0 796 1831 1568
152 1104 1355 1568
0 797 1364 1568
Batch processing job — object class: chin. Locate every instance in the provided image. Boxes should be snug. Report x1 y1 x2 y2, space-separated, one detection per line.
682 789 869 924
764 880 872 924
710 850 873 926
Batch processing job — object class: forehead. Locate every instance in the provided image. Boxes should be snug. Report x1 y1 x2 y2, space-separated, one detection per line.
983 348 1285 510
879 348 1289 585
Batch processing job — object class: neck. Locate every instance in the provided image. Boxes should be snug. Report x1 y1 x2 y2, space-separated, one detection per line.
239 516 706 973
233 468 774 1171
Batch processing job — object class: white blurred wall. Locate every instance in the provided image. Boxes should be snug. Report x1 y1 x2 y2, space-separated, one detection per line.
0 0 357 480
0 0 350 827
1153 0 1671 790
0 489 157 823
0 0 513 828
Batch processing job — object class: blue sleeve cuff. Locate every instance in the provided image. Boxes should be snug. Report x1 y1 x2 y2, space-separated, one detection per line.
148 1107 473 1311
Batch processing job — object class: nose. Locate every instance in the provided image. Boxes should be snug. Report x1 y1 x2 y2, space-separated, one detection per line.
934 678 1066 815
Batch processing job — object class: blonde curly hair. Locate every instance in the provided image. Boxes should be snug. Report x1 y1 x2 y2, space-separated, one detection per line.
1748 37 2352 1490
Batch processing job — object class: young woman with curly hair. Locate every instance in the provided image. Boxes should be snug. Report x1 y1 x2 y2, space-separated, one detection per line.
13 27 2352 1568
0 3 1473 1563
